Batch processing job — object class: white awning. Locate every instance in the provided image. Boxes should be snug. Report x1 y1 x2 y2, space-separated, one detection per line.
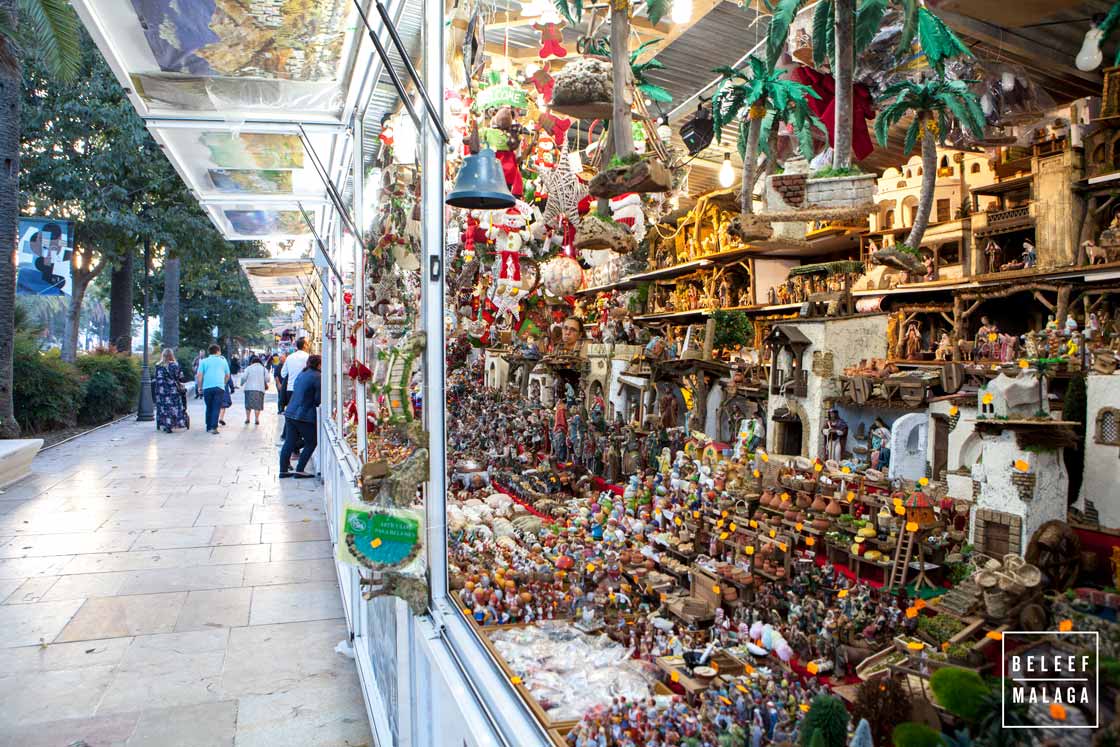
238 258 316 304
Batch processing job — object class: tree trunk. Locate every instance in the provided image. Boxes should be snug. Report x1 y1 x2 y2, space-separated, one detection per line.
904 121 938 250
61 253 105 363
162 255 180 351
740 115 763 218
831 0 854 171
0 0 20 437
609 0 634 160
109 250 134 353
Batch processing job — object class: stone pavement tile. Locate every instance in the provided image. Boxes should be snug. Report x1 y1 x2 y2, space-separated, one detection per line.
56 592 187 642
3 575 58 604
0 709 138 747
242 558 336 587
260 520 330 544
0 636 132 673
97 629 229 714
126 700 238 747
100 508 203 532
220 618 352 698
196 506 255 526
211 524 262 546
233 675 370 747
250 504 324 524
62 547 214 574
0 556 72 579
0 511 110 535
188 485 232 500
0 577 23 602
130 526 216 551
115 564 246 596
40 572 130 601
0 598 84 647
0 664 119 729
0 530 139 558
208 544 271 565
268 540 333 561
174 587 253 632
248 582 343 626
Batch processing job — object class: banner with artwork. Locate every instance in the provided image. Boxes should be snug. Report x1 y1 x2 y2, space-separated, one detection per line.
16 217 74 296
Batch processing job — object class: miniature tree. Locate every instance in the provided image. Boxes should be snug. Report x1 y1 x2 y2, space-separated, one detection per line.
850 677 910 747
712 310 754 351
873 76 985 256
929 667 988 722
891 723 942 747
798 694 850 747
851 718 874 747
765 0 972 171
711 56 821 219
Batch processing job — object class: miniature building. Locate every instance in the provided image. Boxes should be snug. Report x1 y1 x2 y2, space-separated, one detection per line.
1074 373 1120 530
764 315 888 457
484 350 510 391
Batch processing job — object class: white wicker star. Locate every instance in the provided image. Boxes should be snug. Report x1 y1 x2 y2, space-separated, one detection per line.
540 139 586 231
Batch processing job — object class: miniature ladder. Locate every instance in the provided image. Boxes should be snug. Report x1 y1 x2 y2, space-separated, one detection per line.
383 349 410 423
886 529 916 593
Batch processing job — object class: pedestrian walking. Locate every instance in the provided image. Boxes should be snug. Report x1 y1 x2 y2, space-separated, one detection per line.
241 354 269 425
280 337 309 405
154 348 189 433
193 349 206 398
271 353 287 413
279 354 321 478
195 344 231 434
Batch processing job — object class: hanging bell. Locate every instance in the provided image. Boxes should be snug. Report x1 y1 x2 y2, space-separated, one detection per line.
446 148 517 210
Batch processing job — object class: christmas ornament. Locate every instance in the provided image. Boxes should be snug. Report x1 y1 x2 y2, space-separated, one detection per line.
534 22 567 59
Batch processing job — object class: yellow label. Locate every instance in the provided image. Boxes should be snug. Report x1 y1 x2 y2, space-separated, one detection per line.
371 537 383 549
745 546 755 555
795 522 803 531
806 662 819 674
906 521 919 532
712 584 721 594
1058 619 1073 632
895 505 906 515
749 520 758 529
720 532 729 540
729 522 737 532
586 563 596 573
778 542 787 552
841 466 851 474
769 529 776 538
806 537 815 546
838 589 848 598
671 671 680 683
511 676 522 684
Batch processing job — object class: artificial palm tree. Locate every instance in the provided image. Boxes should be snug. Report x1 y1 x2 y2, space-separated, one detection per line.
0 0 81 436
711 56 821 219
555 0 666 166
873 75 984 253
765 0 970 171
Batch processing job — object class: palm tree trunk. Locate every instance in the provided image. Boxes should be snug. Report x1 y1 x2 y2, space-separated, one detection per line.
109 250 134 353
609 0 634 160
162 255 180 351
905 119 938 250
0 0 20 437
740 115 763 218
831 0 854 170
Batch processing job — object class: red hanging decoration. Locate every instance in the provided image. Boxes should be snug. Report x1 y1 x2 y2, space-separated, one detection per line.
534 22 567 59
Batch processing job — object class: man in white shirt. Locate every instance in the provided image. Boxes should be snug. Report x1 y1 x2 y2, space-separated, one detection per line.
281 338 310 394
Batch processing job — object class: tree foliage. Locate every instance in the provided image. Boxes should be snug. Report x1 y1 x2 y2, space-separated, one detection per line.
798 695 850 747
929 667 988 722
874 76 986 157
850 677 910 747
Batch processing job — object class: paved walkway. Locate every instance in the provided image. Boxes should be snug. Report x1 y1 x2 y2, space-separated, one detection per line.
0 393 371 747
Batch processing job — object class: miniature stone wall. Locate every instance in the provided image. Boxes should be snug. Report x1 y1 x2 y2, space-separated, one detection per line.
804 174 877 209
484 350 510 391
765 314 888 458
889 412 928 482
1074 374 1120 531
969 428 1069 552
768 174 806 209
927 399 980 473
972 507 1024 556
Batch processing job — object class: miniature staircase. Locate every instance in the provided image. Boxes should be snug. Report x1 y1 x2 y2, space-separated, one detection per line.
885 530 915 593
384 350 412 422
936 577 981 616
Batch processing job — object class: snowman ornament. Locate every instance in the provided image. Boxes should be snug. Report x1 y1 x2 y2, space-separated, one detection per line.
488 207 530 318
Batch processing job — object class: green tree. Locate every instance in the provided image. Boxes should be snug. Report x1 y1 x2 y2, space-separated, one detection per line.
799 694 850 747
0 0 81 436
176 238 272 358
874 76 985 253
711 56 821 219
764 0 971 170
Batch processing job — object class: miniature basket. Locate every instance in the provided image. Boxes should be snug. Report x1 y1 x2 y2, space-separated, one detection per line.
1014 563 1042 592
983 588 1010 618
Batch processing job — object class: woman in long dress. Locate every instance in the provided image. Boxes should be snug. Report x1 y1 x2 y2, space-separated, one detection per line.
154 348 189 433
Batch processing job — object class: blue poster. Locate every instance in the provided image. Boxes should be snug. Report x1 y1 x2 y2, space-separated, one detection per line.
16 217 74 296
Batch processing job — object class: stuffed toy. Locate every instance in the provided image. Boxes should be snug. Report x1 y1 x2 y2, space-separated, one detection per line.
480 106 524 197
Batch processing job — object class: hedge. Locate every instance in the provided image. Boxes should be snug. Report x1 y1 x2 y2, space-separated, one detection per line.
13 337 84 432
75 351 140 424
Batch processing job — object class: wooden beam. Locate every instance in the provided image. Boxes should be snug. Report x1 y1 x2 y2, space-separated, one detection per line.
633 0 722 64
1032 291 1054 311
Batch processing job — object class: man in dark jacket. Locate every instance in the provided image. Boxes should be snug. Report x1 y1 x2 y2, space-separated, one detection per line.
279 354 321 478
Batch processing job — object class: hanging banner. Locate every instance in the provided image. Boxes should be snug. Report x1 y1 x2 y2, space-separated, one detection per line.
16 217 74 296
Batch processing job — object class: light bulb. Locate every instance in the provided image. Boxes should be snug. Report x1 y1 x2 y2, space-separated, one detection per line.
1076 23 1104 71
672 0 692 24
719 152 734 188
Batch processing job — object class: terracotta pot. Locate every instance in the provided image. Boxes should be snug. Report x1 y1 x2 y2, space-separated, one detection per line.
812 518 831 531
796 492 812 510
785 510 800 522
810 495 828 513
825 498 843 516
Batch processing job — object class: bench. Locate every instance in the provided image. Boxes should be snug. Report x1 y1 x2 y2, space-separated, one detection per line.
0 439 43 488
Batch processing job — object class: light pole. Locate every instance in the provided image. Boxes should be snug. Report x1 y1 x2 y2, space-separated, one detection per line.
136 237 155 421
